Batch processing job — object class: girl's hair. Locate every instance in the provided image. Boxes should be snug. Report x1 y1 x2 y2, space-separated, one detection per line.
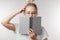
24 3 37 10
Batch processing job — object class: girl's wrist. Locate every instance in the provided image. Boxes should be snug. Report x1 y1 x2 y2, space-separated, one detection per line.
32 38 37 40
31 36 37 40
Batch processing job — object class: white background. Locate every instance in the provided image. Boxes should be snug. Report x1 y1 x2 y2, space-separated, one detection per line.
0 0 60 40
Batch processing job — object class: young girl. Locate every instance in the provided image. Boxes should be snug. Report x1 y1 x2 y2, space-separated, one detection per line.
1 3 48 40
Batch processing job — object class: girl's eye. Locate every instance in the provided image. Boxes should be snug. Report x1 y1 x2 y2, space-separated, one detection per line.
26 12 30 14
32 13 36 14
27 13 30 14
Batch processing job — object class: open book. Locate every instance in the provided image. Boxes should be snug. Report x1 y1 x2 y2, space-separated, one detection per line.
19 16 41 35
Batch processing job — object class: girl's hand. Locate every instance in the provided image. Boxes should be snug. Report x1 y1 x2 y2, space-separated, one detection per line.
17 4 27 14
29 29 37 40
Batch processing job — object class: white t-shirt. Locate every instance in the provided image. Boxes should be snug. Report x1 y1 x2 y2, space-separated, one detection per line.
14 23 48 40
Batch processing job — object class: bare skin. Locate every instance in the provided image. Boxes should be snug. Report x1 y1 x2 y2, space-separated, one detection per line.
1 3 48 40
29 29 37 40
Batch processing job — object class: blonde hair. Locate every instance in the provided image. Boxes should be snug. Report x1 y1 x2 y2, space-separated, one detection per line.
24 3 37 11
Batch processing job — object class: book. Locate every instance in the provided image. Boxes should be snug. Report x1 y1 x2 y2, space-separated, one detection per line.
19 16 41 35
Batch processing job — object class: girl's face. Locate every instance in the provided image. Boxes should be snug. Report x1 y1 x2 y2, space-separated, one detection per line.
24 6 37 17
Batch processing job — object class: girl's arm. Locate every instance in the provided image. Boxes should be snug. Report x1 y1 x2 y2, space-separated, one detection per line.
1 6 25 31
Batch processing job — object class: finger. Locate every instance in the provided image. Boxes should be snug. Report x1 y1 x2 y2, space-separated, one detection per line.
30 29 34 32
29 30 32 33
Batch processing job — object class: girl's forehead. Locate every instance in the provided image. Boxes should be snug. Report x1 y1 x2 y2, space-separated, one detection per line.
26 6 36 9
25 6 37 11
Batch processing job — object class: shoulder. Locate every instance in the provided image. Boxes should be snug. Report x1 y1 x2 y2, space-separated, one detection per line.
41 26 48 37
41 26 47 32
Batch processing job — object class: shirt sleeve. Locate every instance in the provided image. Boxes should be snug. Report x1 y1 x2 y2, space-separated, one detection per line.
42 27 48 40
13 23 20 33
